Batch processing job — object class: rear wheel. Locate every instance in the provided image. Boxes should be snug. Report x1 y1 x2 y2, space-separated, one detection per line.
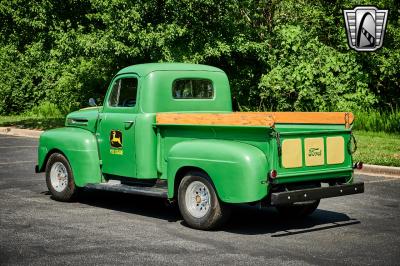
45 153 78 202
178 171 231 230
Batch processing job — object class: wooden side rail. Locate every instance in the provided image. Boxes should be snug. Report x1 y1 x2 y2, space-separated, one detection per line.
156 112 354 127
255 112 354 126
156 113 275 127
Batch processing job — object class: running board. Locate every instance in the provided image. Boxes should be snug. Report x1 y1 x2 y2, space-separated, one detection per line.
85 180 168 198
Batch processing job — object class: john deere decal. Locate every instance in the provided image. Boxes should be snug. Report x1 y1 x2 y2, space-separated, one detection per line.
110 130 123 148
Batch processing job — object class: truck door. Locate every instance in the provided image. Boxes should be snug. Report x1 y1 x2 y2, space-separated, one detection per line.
98 74 139 178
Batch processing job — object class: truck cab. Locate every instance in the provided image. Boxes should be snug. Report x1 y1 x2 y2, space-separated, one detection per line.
36 63 364 230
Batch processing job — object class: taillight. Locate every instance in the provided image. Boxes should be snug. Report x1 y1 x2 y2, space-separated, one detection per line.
269 170 278 179
353 162 363 170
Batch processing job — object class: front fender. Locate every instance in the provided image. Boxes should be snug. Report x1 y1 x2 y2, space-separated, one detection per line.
38 127 102 187
167 139 269 203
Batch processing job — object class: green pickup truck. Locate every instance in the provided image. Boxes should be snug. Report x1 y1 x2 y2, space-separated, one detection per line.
36 63 364 230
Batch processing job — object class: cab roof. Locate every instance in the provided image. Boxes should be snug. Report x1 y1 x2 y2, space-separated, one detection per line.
116 63 224 77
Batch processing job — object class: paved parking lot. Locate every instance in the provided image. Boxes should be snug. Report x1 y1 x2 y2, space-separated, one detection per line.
0 134 399 265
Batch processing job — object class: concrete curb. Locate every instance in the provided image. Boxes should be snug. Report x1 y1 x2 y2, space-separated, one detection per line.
0 127 43 138
356 164 400 178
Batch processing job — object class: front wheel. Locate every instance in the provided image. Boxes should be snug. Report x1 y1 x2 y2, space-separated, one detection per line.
45 153 78 202
178 171 231 230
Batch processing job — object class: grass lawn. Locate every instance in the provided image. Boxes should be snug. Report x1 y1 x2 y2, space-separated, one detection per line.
0 115 65 130
353 131 400 167
0 116 399 167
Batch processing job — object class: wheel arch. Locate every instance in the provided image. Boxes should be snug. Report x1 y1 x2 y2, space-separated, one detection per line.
173 166 210 200
38 148 67 172
166 139 270 203
37 127 102 187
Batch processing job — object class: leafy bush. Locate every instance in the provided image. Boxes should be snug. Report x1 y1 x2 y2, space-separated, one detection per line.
258 25 377 112
28 101 63 118
354 109 400 133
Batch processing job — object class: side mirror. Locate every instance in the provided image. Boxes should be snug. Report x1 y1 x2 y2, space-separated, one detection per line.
88 98 97 107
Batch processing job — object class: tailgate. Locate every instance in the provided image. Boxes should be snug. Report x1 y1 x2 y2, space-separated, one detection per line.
272 125 355 184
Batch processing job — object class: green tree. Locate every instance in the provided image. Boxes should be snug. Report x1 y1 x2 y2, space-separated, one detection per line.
0 0 399 115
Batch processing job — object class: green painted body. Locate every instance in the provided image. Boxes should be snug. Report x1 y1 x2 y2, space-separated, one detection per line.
37 63 354 204
38 127 102 187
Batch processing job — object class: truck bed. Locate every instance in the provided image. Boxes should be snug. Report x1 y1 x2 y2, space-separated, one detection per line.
155 112 355 185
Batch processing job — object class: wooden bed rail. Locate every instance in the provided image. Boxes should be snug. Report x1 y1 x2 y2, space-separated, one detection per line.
156 112 354 127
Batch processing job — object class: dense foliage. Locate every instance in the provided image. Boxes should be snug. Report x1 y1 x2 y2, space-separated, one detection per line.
0 0 399 115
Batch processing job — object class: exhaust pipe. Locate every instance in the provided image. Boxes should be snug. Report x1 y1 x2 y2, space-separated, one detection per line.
353 161 363 170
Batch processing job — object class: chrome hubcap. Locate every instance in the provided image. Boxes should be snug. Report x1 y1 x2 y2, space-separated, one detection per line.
185 181 211 218
50 162 68 192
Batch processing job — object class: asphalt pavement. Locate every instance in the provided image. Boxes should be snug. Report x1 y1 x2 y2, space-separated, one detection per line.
0 134 399 265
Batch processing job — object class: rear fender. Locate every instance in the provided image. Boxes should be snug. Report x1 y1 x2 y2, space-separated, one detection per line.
37 127 102 187
167 139 269 203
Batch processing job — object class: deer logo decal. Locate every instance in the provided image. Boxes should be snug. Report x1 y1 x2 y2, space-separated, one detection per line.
110 130 123 148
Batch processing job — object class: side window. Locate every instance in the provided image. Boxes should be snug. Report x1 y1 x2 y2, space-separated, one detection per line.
108 78 138 107
172 79 214 99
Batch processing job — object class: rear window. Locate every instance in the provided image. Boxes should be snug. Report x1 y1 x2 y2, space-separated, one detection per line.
172 79 214 99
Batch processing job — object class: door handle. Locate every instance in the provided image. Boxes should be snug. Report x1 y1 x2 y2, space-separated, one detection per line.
124 120 135 128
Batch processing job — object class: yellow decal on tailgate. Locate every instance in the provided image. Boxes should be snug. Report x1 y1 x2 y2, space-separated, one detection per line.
282 139 302 168
326 136 345 164
305 138 324 166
